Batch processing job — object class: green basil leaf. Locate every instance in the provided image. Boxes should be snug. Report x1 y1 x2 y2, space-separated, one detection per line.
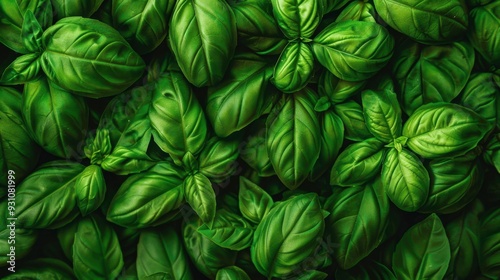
335 0 376 22
266 88 321 189
107 162 185 228
0 53 41 85
231 0 287 55
183 216 237 278
198 208 254 250
112 0 172 54
51 0 104 19
84 129 112 165
74 165 106 217
419 150 484 214
361 89 402 143
184 172 216 227
22 77 89 159
479 207 500 278
41 17 145 98
57 219 79 261
330 138 385 187
373 0 468 43
251 193 326 278
216 266 251 280
101 101 156 175
468 1 500 67
73 215 124 280
402 103 492 159
16 160 85 229
21 9 43 53
0 201 38 265
294 270 328 280
1 258 75 279
198 136 240 183
313 20 394 82
392 213 451 280
238 176 273 224
318 70 366 104
392 41 475 115
324 177 390 269
382 148 429 212
310 110 344 181
207 52 276 137
149 71 207 164
271 0 322 39
0 0 52 53
240 119 275 177
445 203 481 279
334 100 373 141
0 86 40 187
272 41 315 93
460 72 500 127
169 0 236 87
136 227 193 280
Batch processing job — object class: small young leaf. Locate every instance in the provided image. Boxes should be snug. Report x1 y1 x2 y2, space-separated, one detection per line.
361 89 402 143
74 165 106 216
239 176 273 224
216 266 251 280
21 9 43 52
0 53 41 85
184 172 217 227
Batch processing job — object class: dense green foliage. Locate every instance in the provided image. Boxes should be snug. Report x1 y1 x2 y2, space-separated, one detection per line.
1 0 500 278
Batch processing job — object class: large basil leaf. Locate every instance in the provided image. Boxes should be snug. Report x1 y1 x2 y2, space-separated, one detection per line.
373 0 468 43
106 161 185 228
392 40 475 115
0 201 38 265
0 0 53 53
445 203 481 279
382 148 429 212
0 86 40 187
73 215 124 280
207 53 276 137
41 16 145 98
335 0 376 22
74 165 106 217
51 0 103 19
238 176 274 225
324 177 390 269
231 0 287 55
169 0 237 87
137 227 193 280
402 103 492 159
1 258 74 279
16 160 85 229
112 0 173 54
361 89 402 143
267 88 321 189
479 207 500 278
183 216 237 278
310 110 344 181
198 136 240 184
272 41 315 93
333 100 373 141
184 172 216 227
330 138 385 187
198 208 254 251
22 77 89 159
468 1 500 67
216 266 251 280
271 0 322 39
251 193 326 278
392 213 451 280
313 20 394 82
149 71 207 164
318 70 366 104
419 150 484 214
460 72 500 127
